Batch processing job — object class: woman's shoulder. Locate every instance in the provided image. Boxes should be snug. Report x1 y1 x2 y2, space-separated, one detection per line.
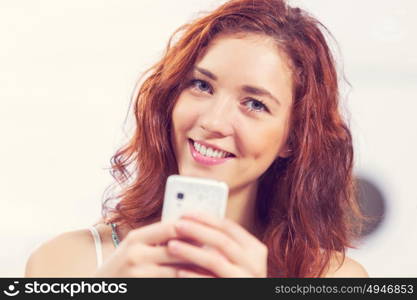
323 251 369 278
25 223 110 277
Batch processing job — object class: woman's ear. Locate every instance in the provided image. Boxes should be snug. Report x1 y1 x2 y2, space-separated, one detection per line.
278 146 292 158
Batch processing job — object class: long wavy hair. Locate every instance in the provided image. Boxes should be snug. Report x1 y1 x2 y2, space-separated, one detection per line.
101 0 364 277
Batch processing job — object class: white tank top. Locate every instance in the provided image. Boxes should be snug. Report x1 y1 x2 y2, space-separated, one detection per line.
88 224 120 269
88 226 103 268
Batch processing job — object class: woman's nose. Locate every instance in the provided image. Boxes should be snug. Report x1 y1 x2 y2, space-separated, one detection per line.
198 96 235 137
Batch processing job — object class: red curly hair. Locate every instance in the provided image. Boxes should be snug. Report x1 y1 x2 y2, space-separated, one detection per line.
101 0 364 277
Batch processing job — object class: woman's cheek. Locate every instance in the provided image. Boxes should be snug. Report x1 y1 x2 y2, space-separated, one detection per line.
175 95 203 123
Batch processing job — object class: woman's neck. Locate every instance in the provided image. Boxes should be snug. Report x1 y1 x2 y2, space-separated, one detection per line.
225 181 262 239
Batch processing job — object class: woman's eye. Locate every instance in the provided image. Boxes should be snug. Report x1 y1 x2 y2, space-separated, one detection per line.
245 99 268 113
190 79 212 93
187 80 268 113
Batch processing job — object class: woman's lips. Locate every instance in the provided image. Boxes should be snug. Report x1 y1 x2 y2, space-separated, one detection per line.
189 139 234 166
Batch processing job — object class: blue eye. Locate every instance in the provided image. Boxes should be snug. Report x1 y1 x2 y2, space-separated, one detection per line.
190 79 212 93
188 79 269 114
244 99 268 113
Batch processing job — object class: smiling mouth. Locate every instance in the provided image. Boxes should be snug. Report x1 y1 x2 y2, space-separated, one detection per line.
188 138 235 159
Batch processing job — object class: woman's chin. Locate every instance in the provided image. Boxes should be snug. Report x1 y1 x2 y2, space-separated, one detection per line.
178 167 225 181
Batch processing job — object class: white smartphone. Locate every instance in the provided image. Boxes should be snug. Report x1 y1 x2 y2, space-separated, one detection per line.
161 175 228 222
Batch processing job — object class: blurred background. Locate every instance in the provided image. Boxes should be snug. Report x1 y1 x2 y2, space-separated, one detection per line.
0 0 416 277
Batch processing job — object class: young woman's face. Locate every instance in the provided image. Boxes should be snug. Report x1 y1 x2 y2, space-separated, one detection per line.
171 33 293 192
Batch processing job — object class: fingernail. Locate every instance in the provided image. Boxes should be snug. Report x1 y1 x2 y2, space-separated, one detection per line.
168 240 179 248
168 240 181 252
175 220 188 230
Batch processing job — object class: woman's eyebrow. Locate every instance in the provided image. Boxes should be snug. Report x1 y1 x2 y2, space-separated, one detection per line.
195 66 217 81
241 85 281 106
194 66 280 106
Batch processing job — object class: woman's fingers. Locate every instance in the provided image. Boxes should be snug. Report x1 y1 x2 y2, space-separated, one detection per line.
173 219 245 265
96 221 210 278
167 239 246 277
125 221 178 246
171 216 268 277
149 246 192 265
180 212 262 248
126 244 191 266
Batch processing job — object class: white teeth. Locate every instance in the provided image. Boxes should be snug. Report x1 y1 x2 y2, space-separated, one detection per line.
193 141 230 158
201 145 207 156
207 148 213 156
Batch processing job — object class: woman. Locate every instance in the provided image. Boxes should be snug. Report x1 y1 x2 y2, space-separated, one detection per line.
25 0 368 277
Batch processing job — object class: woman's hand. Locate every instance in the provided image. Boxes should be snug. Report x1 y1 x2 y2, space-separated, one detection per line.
167 212 268 278
93 221 190 277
